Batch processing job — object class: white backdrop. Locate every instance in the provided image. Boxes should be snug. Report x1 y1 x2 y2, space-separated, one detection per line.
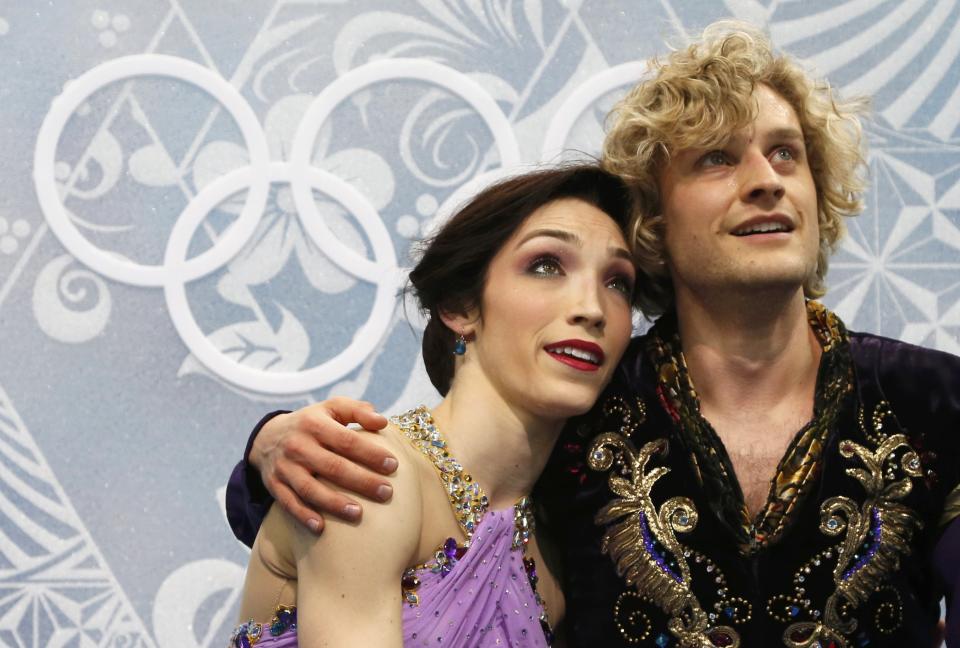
2 1 959 646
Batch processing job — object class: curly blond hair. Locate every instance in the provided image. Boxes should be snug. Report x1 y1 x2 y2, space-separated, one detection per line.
602 20 867 316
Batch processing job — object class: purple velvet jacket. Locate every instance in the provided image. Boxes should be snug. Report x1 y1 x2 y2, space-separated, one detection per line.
226 331 960 647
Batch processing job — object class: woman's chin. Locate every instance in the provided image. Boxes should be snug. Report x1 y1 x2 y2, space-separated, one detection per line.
534 389 602 420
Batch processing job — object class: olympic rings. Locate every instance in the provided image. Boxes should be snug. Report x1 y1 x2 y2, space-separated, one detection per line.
541 61 649 162
164 162 400 394
33 55 523 393
34 54 272 288
289 58 522 283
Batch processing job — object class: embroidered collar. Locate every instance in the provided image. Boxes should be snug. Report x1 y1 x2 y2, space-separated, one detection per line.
647 300 854 551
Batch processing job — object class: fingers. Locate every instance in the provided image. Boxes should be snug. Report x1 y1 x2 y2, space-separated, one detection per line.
306 405 397 476
354 405 389 432
291 437 394 505
324 397 388 431
271 480 326 535
274 461 367 525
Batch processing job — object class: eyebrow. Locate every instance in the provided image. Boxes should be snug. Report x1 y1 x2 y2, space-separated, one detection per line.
721 127 805 148
516 228 633 262
765 127 805 142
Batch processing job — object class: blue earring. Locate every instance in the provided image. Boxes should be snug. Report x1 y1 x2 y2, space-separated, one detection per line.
453 333 466 355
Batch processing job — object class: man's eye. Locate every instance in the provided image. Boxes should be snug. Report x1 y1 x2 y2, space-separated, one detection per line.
529 256 563 276
701 151 729 167
773 147 795 161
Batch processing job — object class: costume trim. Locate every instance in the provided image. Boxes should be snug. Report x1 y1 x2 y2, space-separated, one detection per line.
647 300 853 550
589 424 740 647
391 407 554 642
779 402 922 647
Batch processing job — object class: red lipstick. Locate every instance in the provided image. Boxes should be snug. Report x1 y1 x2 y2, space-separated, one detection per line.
543 340 604 372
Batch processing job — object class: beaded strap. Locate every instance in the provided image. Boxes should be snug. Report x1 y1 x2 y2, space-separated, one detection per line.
391 407 553 642
391 406 489 539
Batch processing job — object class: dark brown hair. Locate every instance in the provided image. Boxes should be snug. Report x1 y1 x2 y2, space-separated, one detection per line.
407 163 635 395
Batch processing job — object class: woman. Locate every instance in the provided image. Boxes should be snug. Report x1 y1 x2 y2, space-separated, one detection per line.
229 164 638 647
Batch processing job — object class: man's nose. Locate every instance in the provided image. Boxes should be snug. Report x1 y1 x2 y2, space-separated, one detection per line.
740 153 785 203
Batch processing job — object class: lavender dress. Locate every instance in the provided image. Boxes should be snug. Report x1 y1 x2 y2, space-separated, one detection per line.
229 407 553 647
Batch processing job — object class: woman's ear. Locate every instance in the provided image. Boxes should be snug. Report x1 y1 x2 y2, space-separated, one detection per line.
439 306 480 340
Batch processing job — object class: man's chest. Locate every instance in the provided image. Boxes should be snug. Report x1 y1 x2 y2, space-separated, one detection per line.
707 410 813 516
555 393 940 647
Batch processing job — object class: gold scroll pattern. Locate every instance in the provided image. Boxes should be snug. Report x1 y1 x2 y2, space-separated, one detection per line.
588 431 740 648
782 403 923 647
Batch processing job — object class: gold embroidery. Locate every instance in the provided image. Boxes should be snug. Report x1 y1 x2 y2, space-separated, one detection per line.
588 432 740 647
613 591 654 644
648 300 853 551
781 403 921 646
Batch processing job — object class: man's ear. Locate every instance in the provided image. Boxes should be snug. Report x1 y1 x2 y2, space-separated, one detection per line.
439 306 480 339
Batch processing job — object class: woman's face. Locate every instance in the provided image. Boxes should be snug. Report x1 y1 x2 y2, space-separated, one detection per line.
467 197 635 421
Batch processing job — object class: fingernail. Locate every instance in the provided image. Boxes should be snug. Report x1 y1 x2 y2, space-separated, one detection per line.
343 504 361 520
307 518 321 533
382 457 399 473
376 484 393 501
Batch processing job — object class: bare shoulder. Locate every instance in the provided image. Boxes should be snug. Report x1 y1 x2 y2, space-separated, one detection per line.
286 421 423 562
284 420 418 647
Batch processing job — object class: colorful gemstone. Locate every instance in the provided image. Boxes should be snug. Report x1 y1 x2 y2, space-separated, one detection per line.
789 627 814 642
707 628 734 647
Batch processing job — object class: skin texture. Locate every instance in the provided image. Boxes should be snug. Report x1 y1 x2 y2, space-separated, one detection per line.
661 84 824 517
248 398 392 532
239 199 634 643
660 84 820 306
444 197 636 436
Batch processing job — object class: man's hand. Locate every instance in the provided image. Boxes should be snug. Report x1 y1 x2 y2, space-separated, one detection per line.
249 397 394 534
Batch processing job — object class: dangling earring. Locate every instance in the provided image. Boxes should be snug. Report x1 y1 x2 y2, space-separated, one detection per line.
453 333 466 356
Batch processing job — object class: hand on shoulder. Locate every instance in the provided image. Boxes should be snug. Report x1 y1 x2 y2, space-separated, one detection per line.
249 397 396 533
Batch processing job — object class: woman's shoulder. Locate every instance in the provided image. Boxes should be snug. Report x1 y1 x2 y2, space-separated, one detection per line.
287 421 425 571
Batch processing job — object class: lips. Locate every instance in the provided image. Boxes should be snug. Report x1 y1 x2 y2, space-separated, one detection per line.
731 214 795 237
543 340 604 372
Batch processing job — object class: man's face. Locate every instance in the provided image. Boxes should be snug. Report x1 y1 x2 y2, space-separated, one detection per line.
658 84 820 304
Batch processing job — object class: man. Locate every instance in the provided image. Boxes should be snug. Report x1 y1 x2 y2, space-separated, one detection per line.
226 21 959 646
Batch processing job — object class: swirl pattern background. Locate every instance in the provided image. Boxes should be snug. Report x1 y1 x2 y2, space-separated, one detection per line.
2 1 958 645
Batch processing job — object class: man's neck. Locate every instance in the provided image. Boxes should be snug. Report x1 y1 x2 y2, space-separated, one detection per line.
675 287 822 421
429 366 563 510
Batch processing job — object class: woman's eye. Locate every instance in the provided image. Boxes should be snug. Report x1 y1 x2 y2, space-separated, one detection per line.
607 275 634 297
529 256 563 276
701 150 729 167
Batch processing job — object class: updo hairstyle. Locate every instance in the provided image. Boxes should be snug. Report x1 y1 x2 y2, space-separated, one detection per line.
407 164 635 395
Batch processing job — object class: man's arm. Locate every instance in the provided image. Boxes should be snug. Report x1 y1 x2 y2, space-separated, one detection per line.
224 398 397 544
226 411 288 546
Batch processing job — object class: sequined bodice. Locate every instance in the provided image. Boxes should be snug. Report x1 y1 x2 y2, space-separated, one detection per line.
393 406 553 645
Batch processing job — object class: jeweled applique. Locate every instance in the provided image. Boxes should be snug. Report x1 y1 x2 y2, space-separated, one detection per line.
391 407 554 642
589 431 740 648
778 402 922 647
229 604 297 647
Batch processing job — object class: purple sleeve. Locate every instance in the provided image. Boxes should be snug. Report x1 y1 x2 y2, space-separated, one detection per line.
934 516 960 645
225 410 290 547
